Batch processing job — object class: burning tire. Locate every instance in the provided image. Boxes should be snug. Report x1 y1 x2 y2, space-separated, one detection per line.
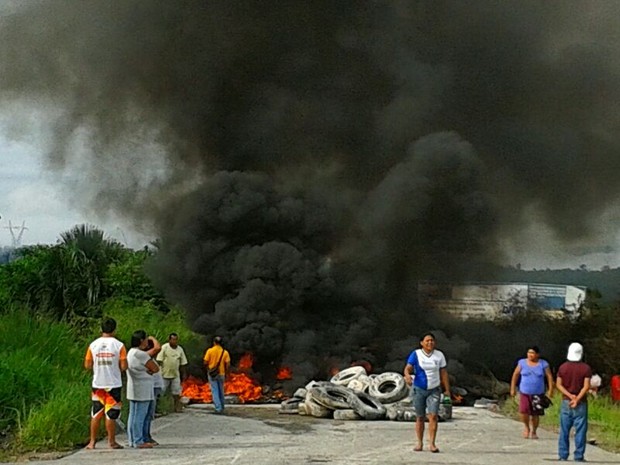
333 409 362 421
368 372 408 404
309 385 356 410
350 391 386 420
330 366 366 386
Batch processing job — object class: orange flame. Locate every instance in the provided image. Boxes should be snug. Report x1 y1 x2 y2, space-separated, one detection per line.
238 353 254 370
182 374 262 404
276 366 292 380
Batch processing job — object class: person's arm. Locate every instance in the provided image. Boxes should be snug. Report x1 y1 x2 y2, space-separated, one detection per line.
146 336 161 358
179 348 188 378
571 377 591 407
403 363 414 386
145 358 159 374
556 376 575 401
223 351 231 375
510 364 521 397
119 346 128 372
440 367 451 397
544 365 554 398
84 347 93 370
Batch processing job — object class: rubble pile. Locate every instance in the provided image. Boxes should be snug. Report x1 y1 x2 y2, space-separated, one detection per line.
279 367 453 421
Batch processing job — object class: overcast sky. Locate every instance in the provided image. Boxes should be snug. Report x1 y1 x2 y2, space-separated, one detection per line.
1 1 619 271
0 134 148 249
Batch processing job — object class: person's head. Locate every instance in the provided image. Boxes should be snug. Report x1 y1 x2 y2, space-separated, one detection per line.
168 332 179 348
419 332 436 353
131 329 148 349
101 318 117 335
526 345 540 361
213 336 222 346
567 342 583 362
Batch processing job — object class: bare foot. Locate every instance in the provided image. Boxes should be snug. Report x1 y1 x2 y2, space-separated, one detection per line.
414 444 423 452
430 445 440 453
530 432 539 440
522 430 530 439
84 443 96 450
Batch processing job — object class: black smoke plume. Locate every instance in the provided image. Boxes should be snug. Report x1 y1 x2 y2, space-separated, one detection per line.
1 1 618 381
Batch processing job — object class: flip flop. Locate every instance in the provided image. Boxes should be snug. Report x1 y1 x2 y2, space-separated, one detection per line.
413 445 423 452
430 447 440 453
110 443 124 449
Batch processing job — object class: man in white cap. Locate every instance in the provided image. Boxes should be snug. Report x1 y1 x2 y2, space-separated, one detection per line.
555 342 592 462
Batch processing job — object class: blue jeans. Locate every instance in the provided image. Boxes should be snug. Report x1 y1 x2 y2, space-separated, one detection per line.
209 375 225 412
558 399 588 461
412 386 441 417
145 397 156 441
127 400 151 447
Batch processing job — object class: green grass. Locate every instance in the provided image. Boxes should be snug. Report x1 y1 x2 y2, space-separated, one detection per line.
501 394 620 453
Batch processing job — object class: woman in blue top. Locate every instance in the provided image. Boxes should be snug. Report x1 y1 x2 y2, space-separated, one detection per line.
510 345 554 439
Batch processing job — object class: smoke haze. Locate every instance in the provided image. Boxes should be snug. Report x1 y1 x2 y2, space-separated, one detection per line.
1 1 619 379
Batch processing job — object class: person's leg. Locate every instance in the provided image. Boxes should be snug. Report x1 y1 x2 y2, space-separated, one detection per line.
217 375 226 411
86 391 104 449
414 417 425 451
133 401 153 448
171 377 183 412
104 416 119 448
145 398 156 442
127 400 137 447
413 387 427 451
530 414 540 439
86 414 102 449
426 388 441 452
518 394 531 438
572 402 588 461
558 400 572 460
209 376 223 412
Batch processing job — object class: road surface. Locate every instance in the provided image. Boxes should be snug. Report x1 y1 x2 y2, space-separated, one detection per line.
16 404 620 464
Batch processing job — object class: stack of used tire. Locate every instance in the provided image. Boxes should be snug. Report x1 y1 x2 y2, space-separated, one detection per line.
279 367 452 422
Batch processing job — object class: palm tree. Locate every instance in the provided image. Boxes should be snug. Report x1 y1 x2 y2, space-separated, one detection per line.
58 224 125 313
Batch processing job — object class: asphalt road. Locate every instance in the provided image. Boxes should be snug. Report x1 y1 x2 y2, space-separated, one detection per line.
16 405 620 465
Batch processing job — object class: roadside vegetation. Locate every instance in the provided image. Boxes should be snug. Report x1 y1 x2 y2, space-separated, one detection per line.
0 225 205 461
502 393 620 453
1 223 620 458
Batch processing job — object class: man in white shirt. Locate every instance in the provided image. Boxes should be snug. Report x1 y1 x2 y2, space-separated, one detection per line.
84 318 127 450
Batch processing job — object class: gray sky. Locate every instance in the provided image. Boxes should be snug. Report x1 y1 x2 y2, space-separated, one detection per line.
0 134 149 249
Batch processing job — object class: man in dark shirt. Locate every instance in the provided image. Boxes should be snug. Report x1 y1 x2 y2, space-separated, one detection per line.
556 342 592 462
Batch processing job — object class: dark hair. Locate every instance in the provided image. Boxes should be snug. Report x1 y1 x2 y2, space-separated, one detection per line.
101 318 117 334
527 345 540 354
420 332 436 342
131 329 147 348
169 333 178 339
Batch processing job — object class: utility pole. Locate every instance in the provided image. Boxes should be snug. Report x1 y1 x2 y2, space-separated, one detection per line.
5 220 28 247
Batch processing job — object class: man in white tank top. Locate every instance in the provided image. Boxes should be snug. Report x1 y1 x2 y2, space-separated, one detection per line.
84 318 128 450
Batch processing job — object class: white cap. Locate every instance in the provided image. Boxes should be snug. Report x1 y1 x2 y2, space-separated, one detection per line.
567 342 583 362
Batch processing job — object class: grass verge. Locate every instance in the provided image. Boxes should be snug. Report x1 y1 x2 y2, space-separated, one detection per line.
501 393 620 453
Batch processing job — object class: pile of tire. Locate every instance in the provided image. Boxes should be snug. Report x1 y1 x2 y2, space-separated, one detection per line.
279 367 417 421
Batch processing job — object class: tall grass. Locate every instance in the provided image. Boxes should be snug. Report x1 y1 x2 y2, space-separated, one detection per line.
0 309 89 437
502 393 620 452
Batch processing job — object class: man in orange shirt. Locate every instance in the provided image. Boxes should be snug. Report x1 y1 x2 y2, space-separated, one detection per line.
203 336 230 413
84 318 128 449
